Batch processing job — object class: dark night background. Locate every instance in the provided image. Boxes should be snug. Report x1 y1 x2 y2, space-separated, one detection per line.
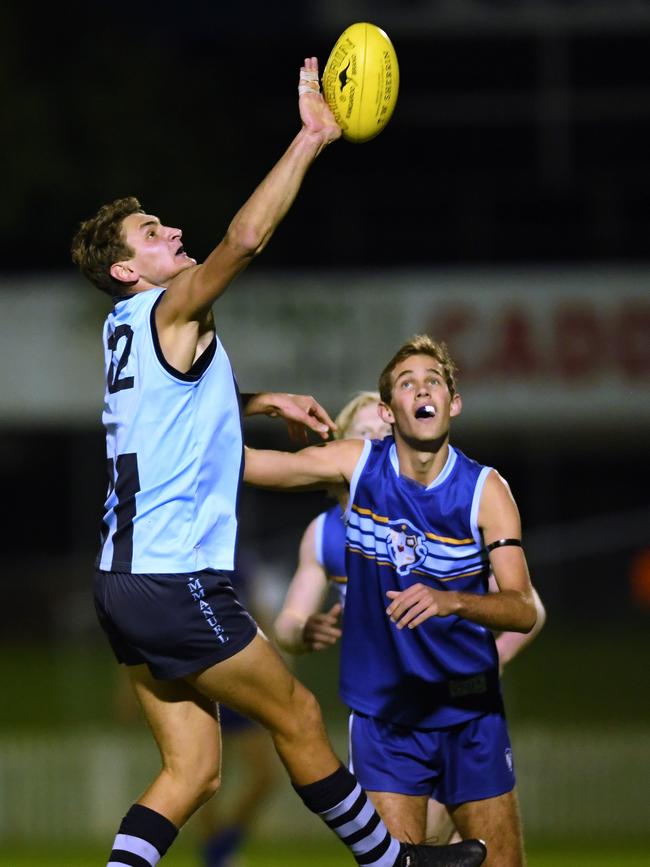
4 1 650 273
0 1 648 856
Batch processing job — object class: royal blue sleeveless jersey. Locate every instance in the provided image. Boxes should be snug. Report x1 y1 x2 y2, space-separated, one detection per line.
341 437 501 729
314 503 347 606
97 288 243 574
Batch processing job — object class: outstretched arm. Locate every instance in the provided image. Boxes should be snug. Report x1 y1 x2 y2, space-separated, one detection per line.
160 59 339 321
386 470 538 634
244 438 363 491
274 518 341 653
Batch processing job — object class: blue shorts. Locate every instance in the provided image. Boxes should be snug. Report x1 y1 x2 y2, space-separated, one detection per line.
94 568 258 680
348 710 515 805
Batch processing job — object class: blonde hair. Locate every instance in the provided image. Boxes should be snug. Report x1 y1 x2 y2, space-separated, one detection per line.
378 335 457 403
334 391 381 439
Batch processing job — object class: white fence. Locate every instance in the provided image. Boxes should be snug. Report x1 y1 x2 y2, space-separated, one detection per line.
0 725 648 842
2 269 650 433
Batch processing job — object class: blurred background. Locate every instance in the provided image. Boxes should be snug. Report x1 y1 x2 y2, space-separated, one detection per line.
0 0 648 864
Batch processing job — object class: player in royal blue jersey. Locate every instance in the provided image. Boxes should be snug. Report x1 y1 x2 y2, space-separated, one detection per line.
274 391 545 851
245 335 539 867
71 55 485 867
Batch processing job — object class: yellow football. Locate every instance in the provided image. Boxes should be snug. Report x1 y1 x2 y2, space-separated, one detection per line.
322 22 399 143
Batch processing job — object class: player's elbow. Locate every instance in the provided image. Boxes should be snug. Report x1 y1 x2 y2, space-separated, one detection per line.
224 222 267 260
273 613 305 655
533 594 547 632
243 448 270 487
520 596 539 633
272 619 293 653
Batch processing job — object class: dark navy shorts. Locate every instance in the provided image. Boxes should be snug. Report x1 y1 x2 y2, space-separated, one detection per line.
219 703 257 732
349 710 515 805
94 568 258 680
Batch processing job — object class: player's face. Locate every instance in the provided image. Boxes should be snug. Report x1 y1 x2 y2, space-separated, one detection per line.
380 354 461 446
344 403 391 440
116 212 197 287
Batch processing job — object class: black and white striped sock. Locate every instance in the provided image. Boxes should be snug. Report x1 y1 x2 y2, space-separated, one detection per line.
294 766 403 867
107 804 178 866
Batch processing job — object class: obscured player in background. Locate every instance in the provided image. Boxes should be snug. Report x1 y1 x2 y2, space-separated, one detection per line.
246 335 541 866
274 392 390 654
274 389 545 849
72 49 485 867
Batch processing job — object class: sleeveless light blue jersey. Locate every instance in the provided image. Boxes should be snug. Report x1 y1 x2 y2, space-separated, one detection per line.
341 437 501 729
97 288 243 574
314 504 347 606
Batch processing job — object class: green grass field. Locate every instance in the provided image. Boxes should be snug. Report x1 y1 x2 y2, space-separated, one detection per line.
0 626 647 865
0 838 647 867
1 624 649 732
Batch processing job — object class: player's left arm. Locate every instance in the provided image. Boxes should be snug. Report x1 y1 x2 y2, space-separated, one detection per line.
492 575 546 668
386 470 538 633
240 392 336 443
244 438 363 491
158 59 340 324
274 517 339 654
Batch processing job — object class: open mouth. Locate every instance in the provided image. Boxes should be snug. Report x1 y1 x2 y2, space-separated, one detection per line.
175 245 186 256
415 405 436 419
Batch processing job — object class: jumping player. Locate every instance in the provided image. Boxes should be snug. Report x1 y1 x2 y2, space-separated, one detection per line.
71 54 486 867
246 335 538 867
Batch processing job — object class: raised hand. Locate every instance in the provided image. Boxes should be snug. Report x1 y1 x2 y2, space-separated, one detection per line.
298 57 341 144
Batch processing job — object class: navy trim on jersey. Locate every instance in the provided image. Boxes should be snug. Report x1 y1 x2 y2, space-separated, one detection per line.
111 452 141 571
111 292 137 305
149 293 217 382
231 377 246 573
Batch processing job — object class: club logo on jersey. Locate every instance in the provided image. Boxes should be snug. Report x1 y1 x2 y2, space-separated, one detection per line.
386 518 428 576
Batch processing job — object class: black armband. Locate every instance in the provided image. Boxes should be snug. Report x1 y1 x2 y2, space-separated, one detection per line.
486 538 523 552
239 392 257 410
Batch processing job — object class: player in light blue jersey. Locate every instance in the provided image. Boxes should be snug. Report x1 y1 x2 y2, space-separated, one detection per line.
245 336 539 867
72 57 485 867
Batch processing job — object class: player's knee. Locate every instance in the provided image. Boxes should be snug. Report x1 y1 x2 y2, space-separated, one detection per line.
290 681 325 734
200 772 222 804
191 763 222 806
262 676 326 745
167 756 221 806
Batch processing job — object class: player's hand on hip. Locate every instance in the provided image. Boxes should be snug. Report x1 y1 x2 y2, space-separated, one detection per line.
302 603 343 651
298 57 341 144
386 585 457 630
